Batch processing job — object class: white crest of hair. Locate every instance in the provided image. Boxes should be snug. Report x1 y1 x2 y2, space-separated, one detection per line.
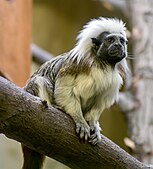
69 17 127 66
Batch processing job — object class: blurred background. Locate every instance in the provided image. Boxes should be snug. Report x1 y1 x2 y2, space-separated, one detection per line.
0 0 152 168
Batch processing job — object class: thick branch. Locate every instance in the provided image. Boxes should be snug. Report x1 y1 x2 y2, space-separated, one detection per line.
0 77 149 169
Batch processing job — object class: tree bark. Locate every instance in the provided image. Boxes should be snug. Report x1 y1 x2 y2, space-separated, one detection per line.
0 77 150 169
126 0 153 164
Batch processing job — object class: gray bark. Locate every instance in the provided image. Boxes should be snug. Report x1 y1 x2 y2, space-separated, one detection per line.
0 77 150 169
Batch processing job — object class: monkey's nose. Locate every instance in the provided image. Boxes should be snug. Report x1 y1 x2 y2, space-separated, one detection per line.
114 44 122 49
108 44 123 56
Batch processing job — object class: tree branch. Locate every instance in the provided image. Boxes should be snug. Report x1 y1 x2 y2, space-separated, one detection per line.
31 43 54 64
97 0 129 16
0 77 150 169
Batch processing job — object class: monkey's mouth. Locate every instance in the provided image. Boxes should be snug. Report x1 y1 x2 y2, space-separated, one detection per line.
108 49 121 57
108 47 125 63
108 45 124 57
109 44 125 56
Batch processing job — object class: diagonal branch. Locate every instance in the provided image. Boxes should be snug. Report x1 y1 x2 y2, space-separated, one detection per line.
31 43 54 64
0 77 150 169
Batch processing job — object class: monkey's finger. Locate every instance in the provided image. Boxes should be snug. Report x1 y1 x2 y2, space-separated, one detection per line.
76 123 81 134
76 124 86 138
89 131 102 144
92 132 101 140
90 132 97 139
80 126 90 139
80 129 84 139
84 132 89 141
76 128 80 134
86 127 91 139
91 138 99 145
89 136 100 145
83 128 90 141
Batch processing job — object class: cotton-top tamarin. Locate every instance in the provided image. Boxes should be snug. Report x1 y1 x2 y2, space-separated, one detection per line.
22 17 128 169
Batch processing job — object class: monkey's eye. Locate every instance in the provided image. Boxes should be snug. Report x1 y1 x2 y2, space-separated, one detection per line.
120 37 126 44
107 37 115 44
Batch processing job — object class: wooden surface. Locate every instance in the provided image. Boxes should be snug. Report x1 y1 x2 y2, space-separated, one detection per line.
0 77 149 169
0 0 32 86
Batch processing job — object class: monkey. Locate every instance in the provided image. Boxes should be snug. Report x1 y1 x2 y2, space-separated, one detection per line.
22 17 128 169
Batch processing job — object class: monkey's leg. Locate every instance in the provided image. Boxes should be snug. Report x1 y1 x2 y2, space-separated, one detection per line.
54 76 90 140
22 145 45 169
22 76 54 169
84 109 102 144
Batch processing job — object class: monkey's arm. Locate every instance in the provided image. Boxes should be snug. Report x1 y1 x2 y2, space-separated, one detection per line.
22 75 54 169
54 74 90 140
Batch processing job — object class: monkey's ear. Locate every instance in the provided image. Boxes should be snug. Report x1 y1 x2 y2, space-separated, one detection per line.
91 38 101 46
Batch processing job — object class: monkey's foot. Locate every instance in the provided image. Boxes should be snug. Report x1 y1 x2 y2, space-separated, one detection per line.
76 121 90 141
89 123 102 145
89 130 102 145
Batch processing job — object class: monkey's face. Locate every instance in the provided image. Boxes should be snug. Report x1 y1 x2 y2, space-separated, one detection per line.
92 32 127 65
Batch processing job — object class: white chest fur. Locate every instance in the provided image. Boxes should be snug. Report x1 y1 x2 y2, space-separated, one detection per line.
75 66 123 110
54 65 123 116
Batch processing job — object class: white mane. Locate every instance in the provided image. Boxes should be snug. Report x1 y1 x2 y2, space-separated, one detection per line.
69 17 127 71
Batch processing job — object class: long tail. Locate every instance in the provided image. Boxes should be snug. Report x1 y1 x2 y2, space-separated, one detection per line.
22 144 45 169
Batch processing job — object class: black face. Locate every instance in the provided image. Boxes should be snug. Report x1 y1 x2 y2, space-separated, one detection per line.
92 32 127 66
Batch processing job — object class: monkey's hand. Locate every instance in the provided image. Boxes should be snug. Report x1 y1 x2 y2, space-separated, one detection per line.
75 118 90 141
89 122 102 145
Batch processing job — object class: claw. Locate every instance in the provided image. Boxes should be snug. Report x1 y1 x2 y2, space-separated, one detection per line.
91 138 99 145
76 123 81 134
89 134 101 145
89 129 102 144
